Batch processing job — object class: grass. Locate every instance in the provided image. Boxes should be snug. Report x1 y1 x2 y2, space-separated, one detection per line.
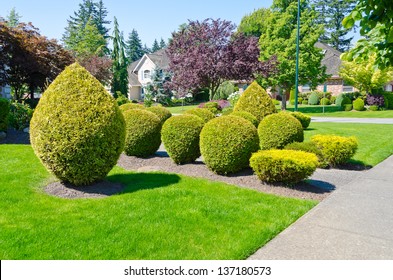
166 104 198 114
0 145 316 260
305 122 393 167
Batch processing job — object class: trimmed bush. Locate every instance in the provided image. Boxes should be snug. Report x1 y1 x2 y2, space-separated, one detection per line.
8 101 34 130
369 105 379 111
30 63 125 186
290 111 311 129
298 97 303 104
119 103 144 112
311 134 358 166
302 100 308 105
330 96 336 104
199 101 221 114
231 111 259 128
116 95 130 106
382 92 393 109
272 99 280 106
200 115 259 174
285 141 328 168
353 98 365 111
250 149 319 184
161 115 204 164
0 98 10 132
344 104 353 111
258 112 304 150
123 109 161 157
320 97 330 105
308 92 320 105
335 94 352 107
233 81 276 122
146 106 172 126
185 108 215 123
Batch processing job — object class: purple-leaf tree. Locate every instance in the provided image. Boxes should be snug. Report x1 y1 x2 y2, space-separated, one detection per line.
166 19 277 100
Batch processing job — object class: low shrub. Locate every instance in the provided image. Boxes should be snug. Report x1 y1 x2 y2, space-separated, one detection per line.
311 134 358 166
227 91 242 107
185 108 215 123
382 92 393 109
146 106 172 126
199 101 221 114
119 103 144 112
285 141 328 168
231 111 259 128
200 115 259 174
330 96 336 104
290 111 311 129
316 91 332 100
298 97 303 104
0 98 10 132
302 100 308 105
308 92 320 105
258 112 304 150
320 97 330 106
272 99 280 106
369 105 379 111
123 109 161 157
9 101 34 130
161 115 204 164
335 94 352 108
344 104 353 111
250 149 319 184
353 98 365 111
366 94 385 107
116 95 130 106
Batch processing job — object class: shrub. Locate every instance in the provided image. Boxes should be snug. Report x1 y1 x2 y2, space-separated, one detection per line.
0 98 10 132
116 95 130 106
344 104 353 111
185 108 215 123
311 135 358 166
231 111 259 128
9 101 34 130
366 94 385 107
258 112 304 150
200 115 259 174
30 63 125 186
290 111 311 129
330 96 336 104
302 100 308 105
285 141 328 168
227 91 242 107
369 105 379 111
316 91 332 100
199 101 221 114
233 81 276 122
335 94 352 107
146 106 172 126
161 115 204 164
353 98 365 111
250 150 318 184
298 97 303 104
123 109 161 157
320 97 330 106
382 92 393 109
272 99 280 106
308 92 320 105
119 103 144 112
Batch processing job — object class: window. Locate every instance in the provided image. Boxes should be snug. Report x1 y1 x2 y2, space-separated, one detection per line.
342 81 353 92
143 70 151 79
302 84 311 93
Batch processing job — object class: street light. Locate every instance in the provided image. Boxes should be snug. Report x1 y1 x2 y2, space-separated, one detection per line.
294 0 301 111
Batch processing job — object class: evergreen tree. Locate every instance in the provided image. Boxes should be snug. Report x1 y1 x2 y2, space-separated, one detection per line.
6 7 22 27
111 17 128 97
144 67 173 105
94 0 111 39
151 39 160 52
125 29 144 62
159 38 166 49
142 44 151 54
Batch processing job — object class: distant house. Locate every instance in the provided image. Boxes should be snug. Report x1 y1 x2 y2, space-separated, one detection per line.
0 85 11 99
127 49 169 100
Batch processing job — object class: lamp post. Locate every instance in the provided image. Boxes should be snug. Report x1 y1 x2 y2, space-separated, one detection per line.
294 0 301 111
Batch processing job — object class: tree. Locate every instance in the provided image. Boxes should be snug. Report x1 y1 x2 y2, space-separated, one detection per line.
111 17 128 97
339 54 393 94
78 55 112 85
125 29 144 62
159 38 166 49
238 8 272 37
343 1 393 68
312 0 356 52
144 67 172 105
151 39 160 52
258 1 328 109
166 19 277 100
142 44 151 54
94 0 110 39
6 8 22 27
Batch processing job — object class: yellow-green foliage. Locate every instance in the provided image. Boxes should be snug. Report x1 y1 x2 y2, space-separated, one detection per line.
146 106 172 126
290 111 311 129
0 98 10 132
185 108 215 123
123 109 161 157
233 81 276 122
311 134 358 166
258 112 304 150
230 111 259 128
119 103 144 112
200 115 259 174
284 141 328 168
250 149 319 184
30 63 125 186
161 115 204 164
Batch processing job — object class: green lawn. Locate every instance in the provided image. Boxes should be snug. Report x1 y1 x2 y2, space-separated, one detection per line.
0 145 316 260
166 105 198 114
305 122 393 167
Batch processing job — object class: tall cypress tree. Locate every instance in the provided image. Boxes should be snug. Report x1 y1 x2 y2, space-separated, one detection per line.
111 17 128 97
125 29 144 62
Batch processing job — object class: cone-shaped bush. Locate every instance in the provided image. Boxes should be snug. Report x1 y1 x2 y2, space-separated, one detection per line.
200 115 259 174
123 109 161 157
233 81 276 122
161 115 204 164
146 106 172 126
185 108 215 123
30 63 125 186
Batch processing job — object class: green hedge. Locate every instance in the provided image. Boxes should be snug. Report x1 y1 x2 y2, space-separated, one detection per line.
200 115 259 174
290 111 311 129
231 111 259 128
185 108 215 123
161 115 204 164
0 98 10 132
382 92 393 109
250 149 319 184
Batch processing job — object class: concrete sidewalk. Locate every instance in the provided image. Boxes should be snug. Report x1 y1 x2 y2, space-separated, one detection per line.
249 155 393 260
312 117 393 124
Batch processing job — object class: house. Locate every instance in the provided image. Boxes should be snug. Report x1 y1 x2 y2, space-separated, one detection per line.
127 49 169 100
0 85 11 99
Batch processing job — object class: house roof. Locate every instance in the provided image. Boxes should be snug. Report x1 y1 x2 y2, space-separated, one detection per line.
128 48 169 74
315 42 342 77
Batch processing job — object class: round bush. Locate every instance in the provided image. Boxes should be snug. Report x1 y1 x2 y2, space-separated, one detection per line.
119 103 144 112
344 104 353 111
308 92 320 105
0 98 10 132
258 112 304 150
285 141 328 168
233 81 276 122
185 108 215 123
335 94 352 107
200 115 259 174
311 134 358 166
330 96 336 104
123 109 161 157
302 100 308 105
30 63 125 186
369 105 379 111
161 115 204 164
353 98 365 111
231 111 259 127
290 111 311 129
250 149 319 184
146 106 172 126
320 97 331 105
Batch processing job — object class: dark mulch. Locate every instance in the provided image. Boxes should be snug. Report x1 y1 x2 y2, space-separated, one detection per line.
0 128 30 144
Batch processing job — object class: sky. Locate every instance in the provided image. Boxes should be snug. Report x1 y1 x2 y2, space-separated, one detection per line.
0 0 273 47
